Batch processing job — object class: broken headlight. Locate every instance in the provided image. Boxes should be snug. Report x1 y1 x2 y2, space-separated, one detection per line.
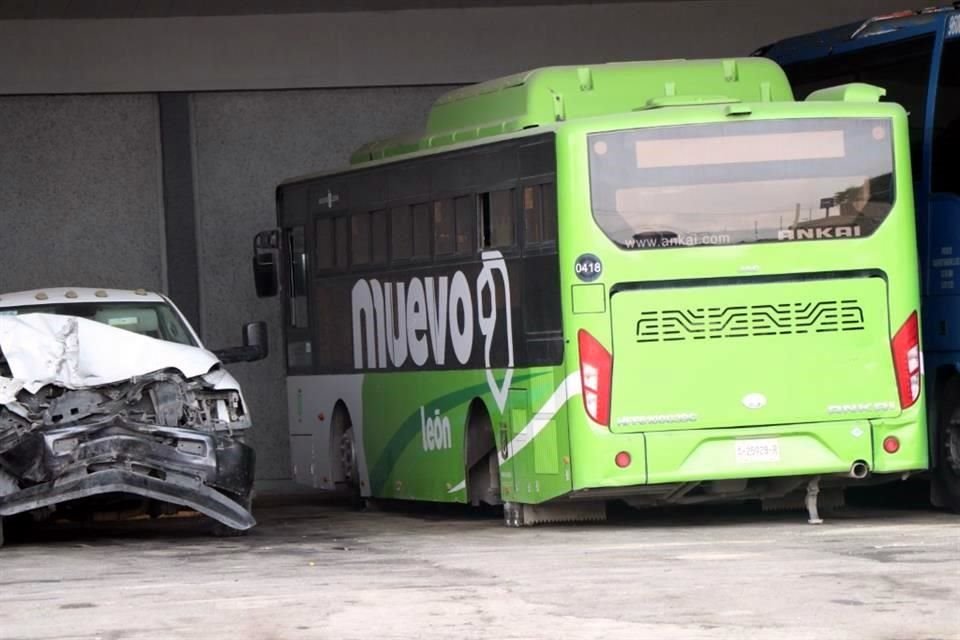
193 390 247 430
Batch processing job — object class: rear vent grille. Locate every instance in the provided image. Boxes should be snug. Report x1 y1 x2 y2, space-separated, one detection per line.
635 300 864 343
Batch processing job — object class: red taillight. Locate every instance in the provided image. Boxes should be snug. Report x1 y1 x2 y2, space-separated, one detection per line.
615 451 632 468
882 436 900 454
578 329 612 426
891 311 921 409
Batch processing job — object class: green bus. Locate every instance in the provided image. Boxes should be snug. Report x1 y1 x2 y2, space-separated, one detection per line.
254 58 927 525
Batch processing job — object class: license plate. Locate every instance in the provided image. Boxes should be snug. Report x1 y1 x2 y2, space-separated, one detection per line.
735 438 780 463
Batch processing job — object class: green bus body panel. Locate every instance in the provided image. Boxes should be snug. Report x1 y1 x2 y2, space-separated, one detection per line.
350 58 792 164
609 277 897 432
361 370 479 500
360 367 574 503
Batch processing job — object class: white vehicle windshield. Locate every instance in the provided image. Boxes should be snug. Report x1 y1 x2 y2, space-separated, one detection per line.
0 302 196 346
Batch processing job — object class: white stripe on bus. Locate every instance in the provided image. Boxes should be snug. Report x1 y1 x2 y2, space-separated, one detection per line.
449 372 581 493
498 372 582 465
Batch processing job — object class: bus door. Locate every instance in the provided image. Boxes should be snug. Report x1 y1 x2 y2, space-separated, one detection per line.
278 185 317 374
270 185 314 484
252 211 315 372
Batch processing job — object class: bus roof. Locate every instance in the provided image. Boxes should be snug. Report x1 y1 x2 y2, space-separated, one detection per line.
349 57 793 166
756 5 958 64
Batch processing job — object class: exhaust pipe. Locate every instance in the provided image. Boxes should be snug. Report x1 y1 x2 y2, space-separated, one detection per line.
849 461 869 479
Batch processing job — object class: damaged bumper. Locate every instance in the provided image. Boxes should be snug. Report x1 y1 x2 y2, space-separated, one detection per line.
0 419 256 530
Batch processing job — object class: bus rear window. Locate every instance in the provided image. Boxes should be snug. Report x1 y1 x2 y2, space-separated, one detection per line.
588 118 894 249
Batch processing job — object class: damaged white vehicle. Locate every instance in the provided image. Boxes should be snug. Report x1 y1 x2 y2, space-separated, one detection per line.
0 288 267 545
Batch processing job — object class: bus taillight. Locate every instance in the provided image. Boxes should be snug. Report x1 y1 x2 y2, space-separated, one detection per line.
882 436 900 454
578 329 612 426
891 311 921 409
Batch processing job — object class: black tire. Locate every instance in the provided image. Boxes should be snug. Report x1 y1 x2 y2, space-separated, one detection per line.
0 516 4 548
465 404 501 507
333 407 363 507
934 384 960 512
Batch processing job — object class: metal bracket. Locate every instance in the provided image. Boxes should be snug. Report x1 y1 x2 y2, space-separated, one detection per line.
805 477 824 525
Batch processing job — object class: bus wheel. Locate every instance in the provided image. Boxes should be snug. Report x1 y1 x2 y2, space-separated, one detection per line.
465 403 501 507
935 389 960 512
333 406 361 505
339 427 359 488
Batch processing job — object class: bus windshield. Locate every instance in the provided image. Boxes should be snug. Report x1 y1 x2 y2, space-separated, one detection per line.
589 118 894 249
0 302 197 346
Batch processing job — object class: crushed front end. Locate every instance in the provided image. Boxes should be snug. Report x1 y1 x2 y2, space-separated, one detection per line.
0 316 257 535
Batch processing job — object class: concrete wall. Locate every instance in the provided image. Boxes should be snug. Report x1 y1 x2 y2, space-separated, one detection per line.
191 87 453 480
0 95 164 293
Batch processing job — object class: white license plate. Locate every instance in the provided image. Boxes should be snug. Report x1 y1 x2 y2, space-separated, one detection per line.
735 438 780 463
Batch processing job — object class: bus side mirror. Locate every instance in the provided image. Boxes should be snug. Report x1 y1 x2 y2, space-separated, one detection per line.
253 229 280 298
214 321 269 364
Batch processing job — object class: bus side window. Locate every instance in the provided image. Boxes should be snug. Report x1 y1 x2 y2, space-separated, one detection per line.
542 183 557 242
478 193 492 247
351 213 371 266
412 203 431 258
371 209 388 264
334 216 349 271
391 205 412 261
314 217 334 271
433 199 455 256
479 189 515 248
454 195 475 255
287 226 308 329
523 184 557 245
523 185 542 243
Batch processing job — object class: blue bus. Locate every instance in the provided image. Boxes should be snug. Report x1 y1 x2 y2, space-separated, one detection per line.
757 5 960 511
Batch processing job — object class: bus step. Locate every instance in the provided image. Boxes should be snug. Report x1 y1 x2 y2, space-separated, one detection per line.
503 501 606 527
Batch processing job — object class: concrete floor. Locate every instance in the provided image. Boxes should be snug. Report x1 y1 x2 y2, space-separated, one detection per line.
0 497 958 640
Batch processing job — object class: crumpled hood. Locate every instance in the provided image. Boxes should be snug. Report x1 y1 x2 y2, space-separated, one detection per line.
0 313 256 533
0 313 221 395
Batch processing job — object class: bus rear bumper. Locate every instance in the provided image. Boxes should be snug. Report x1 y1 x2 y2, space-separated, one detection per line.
572 416 927 492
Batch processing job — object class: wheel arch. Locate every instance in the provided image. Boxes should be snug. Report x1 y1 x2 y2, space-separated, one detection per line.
329 399 353 484
463 397 502 506
463 397 495 469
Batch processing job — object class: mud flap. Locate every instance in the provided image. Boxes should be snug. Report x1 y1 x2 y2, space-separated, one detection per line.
503 501 606 526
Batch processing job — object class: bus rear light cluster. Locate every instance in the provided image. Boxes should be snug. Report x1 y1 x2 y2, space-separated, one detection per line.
891 311 921 409
578 329 612 426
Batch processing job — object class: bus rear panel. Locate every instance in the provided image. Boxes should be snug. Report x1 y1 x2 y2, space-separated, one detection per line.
558 102 924 505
